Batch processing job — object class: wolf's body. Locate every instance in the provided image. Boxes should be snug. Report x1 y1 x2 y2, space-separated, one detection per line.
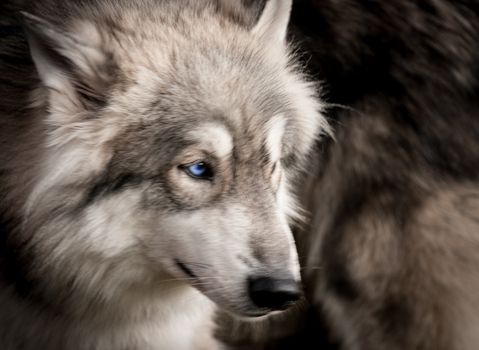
294 2 479 349
0 1 328 349
218 1 479 350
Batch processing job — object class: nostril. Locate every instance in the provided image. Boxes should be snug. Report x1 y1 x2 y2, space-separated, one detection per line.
248 276 300 311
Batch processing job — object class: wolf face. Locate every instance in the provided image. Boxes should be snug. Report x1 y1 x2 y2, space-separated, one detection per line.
14 0 328 318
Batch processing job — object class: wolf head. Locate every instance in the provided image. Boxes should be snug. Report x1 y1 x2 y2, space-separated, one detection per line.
20 0 329 317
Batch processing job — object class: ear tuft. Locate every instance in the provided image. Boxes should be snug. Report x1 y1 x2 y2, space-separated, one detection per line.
252 0 292 44
22 12 115 114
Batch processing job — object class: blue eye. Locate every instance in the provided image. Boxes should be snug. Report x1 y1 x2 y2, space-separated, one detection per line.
182 161 214 180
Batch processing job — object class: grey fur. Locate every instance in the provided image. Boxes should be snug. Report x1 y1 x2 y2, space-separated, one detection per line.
0 1 328 349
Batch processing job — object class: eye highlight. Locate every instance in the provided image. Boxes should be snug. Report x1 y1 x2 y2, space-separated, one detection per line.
180 161 214 180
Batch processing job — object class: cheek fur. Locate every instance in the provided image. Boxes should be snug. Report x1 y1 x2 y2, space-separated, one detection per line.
276 177 303 224
167 167 217 204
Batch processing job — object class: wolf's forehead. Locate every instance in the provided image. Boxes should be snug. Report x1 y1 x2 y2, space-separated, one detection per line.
186 124 233 158
186 115 286 161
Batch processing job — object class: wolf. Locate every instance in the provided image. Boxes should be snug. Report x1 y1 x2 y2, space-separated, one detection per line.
217 1 479 350
0 0 330 349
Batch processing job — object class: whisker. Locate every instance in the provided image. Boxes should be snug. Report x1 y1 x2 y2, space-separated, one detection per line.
180 261 213 269
323 102 363 115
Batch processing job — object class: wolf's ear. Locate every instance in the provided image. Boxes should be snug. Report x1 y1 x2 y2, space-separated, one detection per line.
22 12 115 115
252 0 292 44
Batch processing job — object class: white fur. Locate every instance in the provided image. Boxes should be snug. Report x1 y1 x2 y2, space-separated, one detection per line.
187 124 233 159
266 114 286 163
253 0 292 43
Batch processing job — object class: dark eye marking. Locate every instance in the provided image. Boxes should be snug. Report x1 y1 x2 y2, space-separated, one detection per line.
179 161 214 181
83 172 145 206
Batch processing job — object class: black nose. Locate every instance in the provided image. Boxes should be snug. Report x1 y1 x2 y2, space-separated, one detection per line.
248 276 300 310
